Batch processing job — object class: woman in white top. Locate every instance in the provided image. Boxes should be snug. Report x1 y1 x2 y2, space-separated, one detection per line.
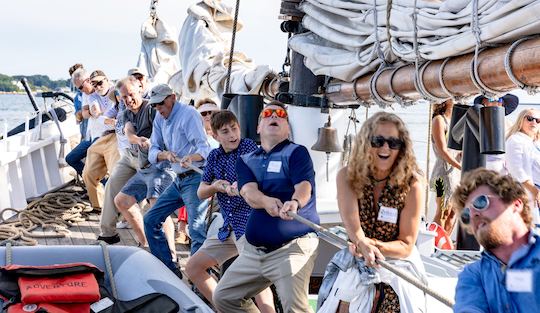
505 108 540 222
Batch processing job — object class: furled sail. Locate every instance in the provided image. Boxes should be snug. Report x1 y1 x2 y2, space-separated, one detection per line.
137 15 180 84
170 0 276 101
289 0 540 82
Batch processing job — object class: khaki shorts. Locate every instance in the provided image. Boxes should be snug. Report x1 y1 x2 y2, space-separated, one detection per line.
199 231 246 266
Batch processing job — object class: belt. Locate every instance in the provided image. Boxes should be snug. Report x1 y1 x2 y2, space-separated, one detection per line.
176 168 203 179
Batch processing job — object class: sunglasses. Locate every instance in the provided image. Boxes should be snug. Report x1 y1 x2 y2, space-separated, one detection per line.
261 108 288 119
78 78 89 91
133 74 144 81
370 135 404 150
525 115 540 124
150 102 165 108
91 80 104 88
200 111 214 117
460 194 495 225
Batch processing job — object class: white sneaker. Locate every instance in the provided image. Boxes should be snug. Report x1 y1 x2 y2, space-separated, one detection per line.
116 220 131 229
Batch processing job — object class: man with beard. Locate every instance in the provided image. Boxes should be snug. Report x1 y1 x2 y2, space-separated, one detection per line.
451 168 540 312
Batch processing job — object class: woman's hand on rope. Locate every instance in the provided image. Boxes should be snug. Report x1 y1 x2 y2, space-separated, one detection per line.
350 238 385 268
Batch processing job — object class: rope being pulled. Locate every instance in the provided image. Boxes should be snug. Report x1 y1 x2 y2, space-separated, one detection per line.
0 184 93 246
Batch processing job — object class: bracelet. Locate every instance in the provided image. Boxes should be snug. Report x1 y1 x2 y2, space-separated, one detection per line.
292 198 302 209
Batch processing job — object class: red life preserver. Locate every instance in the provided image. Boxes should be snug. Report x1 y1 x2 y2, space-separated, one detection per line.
427 222 454 250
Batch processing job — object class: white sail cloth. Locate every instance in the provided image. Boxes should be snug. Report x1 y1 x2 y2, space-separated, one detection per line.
136 16 179 84
289 0 540 82
171 0 276 101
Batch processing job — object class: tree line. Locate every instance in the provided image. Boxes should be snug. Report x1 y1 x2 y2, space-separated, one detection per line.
0 74 69 92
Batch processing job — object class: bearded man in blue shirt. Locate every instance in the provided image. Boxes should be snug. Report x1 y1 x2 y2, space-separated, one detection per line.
451 168 540 313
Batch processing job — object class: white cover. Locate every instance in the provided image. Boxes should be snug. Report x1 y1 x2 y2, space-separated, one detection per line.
289 0 540 82
175 0 276 102
137 16 179 84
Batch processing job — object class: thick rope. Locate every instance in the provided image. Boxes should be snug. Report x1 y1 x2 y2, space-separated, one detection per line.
287 211 455 308
504 36 539 95
0 184 93 246
100 241 118 299
225 0 241 94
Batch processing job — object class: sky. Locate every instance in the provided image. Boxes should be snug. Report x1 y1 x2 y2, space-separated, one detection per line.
0 0 285 80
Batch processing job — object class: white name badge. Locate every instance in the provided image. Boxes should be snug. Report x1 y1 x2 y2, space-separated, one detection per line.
506 269 533 293
377 205 398 224
267 161 282 173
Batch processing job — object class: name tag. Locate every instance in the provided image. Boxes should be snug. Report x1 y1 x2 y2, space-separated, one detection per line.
377 205 398 224
506 269 533 293
267 161 282 173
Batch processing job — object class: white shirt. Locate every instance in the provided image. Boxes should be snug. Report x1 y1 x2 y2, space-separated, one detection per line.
84 92 115 140
506 132 540 185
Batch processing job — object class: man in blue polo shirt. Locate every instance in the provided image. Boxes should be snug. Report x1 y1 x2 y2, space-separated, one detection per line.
213 101 320 313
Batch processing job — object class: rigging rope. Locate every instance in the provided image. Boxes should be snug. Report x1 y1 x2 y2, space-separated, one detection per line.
425 103 433 217
225 0 241 94
0 183 93 246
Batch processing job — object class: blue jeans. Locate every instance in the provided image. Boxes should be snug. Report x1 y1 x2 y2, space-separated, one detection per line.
65 138 95 175
144 173 206 270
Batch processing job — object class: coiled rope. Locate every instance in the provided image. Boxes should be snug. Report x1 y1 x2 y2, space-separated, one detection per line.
0 183 93 246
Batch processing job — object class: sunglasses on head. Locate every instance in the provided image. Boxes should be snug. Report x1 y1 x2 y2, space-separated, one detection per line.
525 115 540 124
91 80 104 88
200 111 214 117
460 194 495 225
370 135 403 150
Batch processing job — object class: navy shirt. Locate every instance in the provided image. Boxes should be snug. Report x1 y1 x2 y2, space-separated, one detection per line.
237 139 319 249
202 138 258 241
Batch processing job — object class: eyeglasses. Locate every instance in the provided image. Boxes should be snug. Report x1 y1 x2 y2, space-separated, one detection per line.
525 115 540 124
77 78 89 91
261 108 288 119
150 102 164 108
370 135 404 150
200 111 214 117
460 194 496 225
91 80 104 88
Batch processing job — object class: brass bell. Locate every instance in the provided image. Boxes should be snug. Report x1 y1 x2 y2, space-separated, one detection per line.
312 116 343 181
311 116 343 153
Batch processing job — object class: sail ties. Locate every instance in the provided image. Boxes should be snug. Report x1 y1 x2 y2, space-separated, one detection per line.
504 35 540 96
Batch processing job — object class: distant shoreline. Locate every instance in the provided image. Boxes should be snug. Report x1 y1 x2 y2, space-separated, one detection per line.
0 91 26 95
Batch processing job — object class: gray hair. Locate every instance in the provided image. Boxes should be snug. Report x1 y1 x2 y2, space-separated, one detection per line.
116 76 140 90
71 68 88 85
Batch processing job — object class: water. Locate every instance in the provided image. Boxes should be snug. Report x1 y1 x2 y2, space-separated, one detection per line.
0 94 42 129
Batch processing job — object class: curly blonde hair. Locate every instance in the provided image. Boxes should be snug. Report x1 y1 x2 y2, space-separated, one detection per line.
451 168 532 228
347 112 422 198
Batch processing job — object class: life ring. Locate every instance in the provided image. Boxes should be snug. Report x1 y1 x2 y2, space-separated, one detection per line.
427 222 454 250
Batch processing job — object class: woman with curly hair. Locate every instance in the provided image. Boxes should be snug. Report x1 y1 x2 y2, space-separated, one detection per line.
336 111 425 312
430 99 461 235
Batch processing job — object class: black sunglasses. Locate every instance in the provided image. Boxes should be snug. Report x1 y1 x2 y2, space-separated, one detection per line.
460 194 494 225
92 80 104 88
150 102 165 108
200 111 214 117
370 135 403 150
525 115 540 124
77 78 89 91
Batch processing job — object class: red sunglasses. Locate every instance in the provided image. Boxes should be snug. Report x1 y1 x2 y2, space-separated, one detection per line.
261 108 288 119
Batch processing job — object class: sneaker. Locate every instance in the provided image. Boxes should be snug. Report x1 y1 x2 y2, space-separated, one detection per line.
116 220 131 229
96 234 121 245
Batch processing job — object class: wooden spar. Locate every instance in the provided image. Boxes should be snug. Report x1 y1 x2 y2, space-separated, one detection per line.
260 37 540 105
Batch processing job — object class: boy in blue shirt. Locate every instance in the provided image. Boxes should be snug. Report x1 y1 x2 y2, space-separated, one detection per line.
185 110 274 312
